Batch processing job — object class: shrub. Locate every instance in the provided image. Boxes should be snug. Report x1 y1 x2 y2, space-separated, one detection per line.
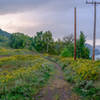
50 56 100 100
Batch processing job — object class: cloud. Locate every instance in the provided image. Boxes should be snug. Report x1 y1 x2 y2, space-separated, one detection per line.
0 0 86 15
0 0 100 44
0 0 51 15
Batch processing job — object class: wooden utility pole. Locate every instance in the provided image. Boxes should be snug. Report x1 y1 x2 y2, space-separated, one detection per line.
86 0 100 61
93 2 96 61
74 7 77 60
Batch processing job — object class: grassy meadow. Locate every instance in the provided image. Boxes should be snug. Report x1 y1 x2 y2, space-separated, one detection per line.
0 48 55 100
0 30 100 100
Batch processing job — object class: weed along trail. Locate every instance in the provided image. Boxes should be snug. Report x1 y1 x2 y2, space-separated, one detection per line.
35 62 80 100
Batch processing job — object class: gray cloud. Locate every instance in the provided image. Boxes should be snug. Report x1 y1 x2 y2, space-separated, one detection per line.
0 0 100 44
0 0 86 15
0 0 51 15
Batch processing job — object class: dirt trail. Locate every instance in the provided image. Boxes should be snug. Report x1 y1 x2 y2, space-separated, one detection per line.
35 63 80 100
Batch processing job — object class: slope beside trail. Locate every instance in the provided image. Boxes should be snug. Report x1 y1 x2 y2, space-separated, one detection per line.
35 61 81 100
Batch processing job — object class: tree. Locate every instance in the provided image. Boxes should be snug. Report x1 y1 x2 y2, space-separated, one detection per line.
60 35 74 57
77 31 90 59
33 31 44 52
43 31 54 53
61 32 90 59
54 39 64 55
10 33 32 49
33 31 54 53
61 43 74 57
63 34 74 46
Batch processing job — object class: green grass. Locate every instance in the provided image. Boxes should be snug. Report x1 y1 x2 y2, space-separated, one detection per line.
0 49 55 100
0 42 10 49
0 48 34 56
0 49 100 100
45 55 100 100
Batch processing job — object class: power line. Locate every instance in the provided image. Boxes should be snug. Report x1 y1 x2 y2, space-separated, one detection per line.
86 0 100 61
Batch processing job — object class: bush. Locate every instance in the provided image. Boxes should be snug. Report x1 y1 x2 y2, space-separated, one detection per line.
50 56 100 100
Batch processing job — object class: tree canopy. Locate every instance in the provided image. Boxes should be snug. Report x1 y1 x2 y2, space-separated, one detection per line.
0 30 90 59
61 32 90 59
10 33 32 49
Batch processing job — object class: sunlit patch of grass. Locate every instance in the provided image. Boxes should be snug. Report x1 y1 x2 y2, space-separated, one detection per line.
0 55 42 71
0 48 34 56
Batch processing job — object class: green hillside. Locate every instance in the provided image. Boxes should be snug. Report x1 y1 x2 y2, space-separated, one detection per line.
0 29 11 48
0 29 11 38
0 30 99 100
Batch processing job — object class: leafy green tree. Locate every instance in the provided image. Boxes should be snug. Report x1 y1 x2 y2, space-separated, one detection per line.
10 33 32 49
33 31 44 52
33 31 54 53
54 39 64 55
61 43 74 57
43 31 54 53
61 32 90 59
77 31 90 59
60 34 74 57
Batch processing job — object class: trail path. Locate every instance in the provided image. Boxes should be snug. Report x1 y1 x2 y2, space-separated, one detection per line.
35 62 80 100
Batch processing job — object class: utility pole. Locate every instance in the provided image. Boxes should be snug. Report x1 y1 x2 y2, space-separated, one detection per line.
86 0 100 61
74 7 77 60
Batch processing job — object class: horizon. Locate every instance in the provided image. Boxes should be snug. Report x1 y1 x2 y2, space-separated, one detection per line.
1 28 100 46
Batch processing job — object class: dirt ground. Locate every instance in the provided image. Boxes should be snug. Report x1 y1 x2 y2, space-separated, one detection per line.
35 63 81 100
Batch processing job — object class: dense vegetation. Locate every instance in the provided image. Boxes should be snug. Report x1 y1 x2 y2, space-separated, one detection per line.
0 52 55 100
44 55 100 100
0 29 90 59
61 32 90 59
0 29 100 100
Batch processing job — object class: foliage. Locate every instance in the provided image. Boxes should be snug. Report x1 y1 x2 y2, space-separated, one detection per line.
0 48 34 56
0 29 91 57
57 34 74 56
9 33 32 49
76 32 90 59
54 39 64 55
0 29 11 38
61 43 74 57
33 31 54 53
0 54 55 100
51 56 100 100
63 34 74 46
0 35 9 42
61 32 90 59
73 80 100 100
56 57 99 81
0 29 11 48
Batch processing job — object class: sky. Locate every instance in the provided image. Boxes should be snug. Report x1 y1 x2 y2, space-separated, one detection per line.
0 0 100 45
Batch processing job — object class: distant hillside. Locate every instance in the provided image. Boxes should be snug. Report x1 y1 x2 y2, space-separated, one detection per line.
0 29 11 48
0 29 11 38
86 44 100 56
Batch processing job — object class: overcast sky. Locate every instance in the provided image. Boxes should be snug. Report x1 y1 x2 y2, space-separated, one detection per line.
0 0 100 45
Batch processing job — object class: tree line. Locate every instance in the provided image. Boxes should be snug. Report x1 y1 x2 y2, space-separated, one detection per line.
9 31 90 59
